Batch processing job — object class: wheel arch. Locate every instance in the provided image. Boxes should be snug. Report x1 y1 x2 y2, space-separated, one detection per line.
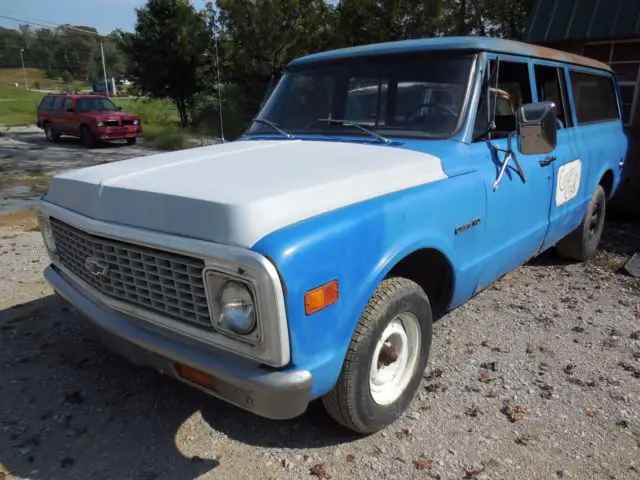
384 247 455 318
599 169 615 199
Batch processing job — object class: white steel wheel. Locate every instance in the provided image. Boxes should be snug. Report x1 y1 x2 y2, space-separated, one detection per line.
369 313 421 406
322 277 433 434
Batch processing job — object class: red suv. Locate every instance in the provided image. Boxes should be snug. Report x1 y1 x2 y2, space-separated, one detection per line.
36 94 142 148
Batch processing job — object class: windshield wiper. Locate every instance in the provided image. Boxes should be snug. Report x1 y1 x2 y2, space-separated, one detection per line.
317 118 390 144
252 118 293 139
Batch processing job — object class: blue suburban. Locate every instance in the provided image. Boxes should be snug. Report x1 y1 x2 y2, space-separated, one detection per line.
37 37 629 433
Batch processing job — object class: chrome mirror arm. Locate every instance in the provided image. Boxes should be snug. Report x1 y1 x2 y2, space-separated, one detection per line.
491 131 526 191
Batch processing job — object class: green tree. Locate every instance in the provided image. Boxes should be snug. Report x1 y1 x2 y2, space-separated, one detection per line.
334 0 446 47
209 0 335 123
121 0 211 127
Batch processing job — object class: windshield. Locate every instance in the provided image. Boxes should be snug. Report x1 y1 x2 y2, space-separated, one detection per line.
76 97 118 112
248 54 473 139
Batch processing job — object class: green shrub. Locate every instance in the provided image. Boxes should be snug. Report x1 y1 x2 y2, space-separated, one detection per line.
142 125 189 151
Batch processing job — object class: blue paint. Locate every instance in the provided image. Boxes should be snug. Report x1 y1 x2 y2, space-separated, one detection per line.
248 39 628 401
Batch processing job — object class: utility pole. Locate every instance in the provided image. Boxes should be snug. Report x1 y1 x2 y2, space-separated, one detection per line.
100 40 109 97
19 48 29 90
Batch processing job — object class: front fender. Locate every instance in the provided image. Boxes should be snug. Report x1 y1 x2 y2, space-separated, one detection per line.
252 174 483 399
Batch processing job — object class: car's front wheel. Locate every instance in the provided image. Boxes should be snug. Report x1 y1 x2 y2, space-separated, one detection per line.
44 123 60 143
322 277 432 434
80 125 97 148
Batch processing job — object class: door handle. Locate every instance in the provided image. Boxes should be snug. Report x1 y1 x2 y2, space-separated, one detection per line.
539 156 556 166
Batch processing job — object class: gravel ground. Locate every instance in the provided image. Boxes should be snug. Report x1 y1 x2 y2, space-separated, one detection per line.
1 214 639 480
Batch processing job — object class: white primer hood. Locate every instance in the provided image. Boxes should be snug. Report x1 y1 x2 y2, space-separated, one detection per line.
45 140 447 247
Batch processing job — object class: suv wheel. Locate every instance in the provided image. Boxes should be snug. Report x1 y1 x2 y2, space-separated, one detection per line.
80 125 97 148
126 138 137 146
321 277 432 434
44 123 60 143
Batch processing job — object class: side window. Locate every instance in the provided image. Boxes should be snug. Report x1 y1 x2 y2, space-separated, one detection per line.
534 64 572 128
569 71 619 124
63 98 73 111
38 96 53 110
51 96 64 111
474 59 533 140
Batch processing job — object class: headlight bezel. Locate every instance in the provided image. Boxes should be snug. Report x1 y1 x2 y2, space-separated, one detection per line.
97 121 105 127
204 269 262 344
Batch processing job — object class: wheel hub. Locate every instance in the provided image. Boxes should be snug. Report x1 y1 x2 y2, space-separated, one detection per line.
369 313 420 406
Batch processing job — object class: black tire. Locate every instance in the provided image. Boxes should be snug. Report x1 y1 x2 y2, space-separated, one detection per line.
556 185 606 261
81 125 96 148
126 137 137 146
322 277 432 434
44 122 60 143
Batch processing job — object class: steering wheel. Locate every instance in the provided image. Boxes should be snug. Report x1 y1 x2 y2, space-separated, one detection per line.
404 103 457 122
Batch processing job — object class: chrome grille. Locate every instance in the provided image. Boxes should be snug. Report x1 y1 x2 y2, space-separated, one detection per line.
50 218 211 328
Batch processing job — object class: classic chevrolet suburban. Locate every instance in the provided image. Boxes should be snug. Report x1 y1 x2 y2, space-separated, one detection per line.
36 37 629 433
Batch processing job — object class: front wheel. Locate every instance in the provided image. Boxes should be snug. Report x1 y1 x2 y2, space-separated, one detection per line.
81 125 97 148
322 277 432 434
556 185 606 261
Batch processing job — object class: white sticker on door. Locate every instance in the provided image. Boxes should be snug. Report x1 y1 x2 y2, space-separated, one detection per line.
556 159 582 206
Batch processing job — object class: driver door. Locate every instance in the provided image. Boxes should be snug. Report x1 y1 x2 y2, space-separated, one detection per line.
470 55 554 292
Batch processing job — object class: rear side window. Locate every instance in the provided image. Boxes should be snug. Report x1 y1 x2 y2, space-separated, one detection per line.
39 96 54 110
51 96 64 111
570 71 619 124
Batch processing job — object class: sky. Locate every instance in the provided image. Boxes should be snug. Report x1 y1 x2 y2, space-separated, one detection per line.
0 0 208 34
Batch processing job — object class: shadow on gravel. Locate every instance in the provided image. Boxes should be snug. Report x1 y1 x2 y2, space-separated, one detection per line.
528 218 640 268
6 130 135 151
0 294 353 480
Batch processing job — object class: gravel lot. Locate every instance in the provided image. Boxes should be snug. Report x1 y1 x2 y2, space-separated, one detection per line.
0 130 639 479
0 126 160 213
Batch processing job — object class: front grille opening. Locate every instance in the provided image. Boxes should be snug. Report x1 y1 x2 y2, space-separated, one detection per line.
50 217 212 329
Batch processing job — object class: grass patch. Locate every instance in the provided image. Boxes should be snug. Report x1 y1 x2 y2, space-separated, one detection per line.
142 125 190 151
0 208 38 231
0 97 41 126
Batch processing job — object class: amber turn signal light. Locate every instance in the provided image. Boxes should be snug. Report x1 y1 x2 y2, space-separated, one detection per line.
304 280 339 315
174 363 216 390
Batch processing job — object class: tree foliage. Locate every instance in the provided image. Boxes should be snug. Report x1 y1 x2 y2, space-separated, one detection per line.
1 0 535 135
120 0 211 126
0 25 127 82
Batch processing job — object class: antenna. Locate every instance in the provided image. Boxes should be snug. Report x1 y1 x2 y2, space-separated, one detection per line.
214 33 225 142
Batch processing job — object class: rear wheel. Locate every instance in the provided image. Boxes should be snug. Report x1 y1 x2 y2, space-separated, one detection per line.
80 125 96 148
44 123 60 143
556 185 606 261
126 137 137 146
322 277 432 434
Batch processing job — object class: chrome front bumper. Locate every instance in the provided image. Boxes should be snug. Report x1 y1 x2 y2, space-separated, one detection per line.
44 265 312 420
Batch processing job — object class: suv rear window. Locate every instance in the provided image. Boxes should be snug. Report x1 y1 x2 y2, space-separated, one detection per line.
570 71 619 124
39 96 54 110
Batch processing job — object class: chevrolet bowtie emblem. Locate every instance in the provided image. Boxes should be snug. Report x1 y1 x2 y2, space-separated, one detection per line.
85 257 109 277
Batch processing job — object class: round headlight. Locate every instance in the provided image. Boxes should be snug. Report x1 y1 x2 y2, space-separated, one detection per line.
218 281 256 334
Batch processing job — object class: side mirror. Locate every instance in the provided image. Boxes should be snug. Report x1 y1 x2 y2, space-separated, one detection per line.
66 107 74 113
116 106 122 111
516 101 557 155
